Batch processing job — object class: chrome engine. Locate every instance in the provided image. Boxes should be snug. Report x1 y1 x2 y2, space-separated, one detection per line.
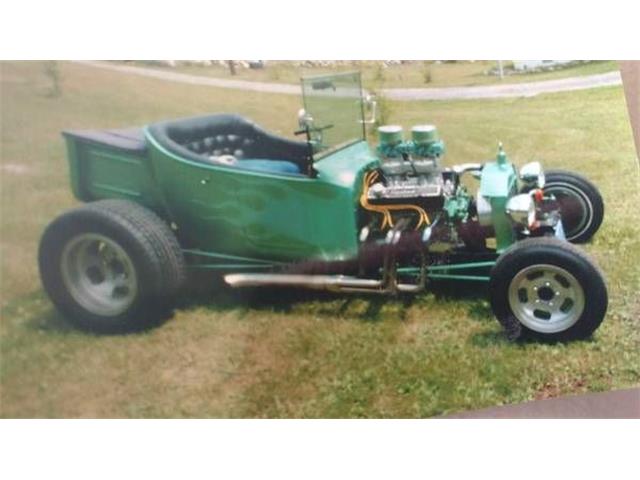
361 124 481 253
360 126 559 256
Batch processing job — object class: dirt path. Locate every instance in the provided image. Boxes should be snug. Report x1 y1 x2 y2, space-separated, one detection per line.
76 61 622 101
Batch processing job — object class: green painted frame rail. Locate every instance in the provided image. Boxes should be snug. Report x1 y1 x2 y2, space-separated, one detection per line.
186 247 497 282
398 260 496 282
183 249 285 271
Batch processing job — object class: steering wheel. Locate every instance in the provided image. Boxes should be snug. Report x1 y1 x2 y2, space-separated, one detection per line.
294 123 334 153
293 123 334 137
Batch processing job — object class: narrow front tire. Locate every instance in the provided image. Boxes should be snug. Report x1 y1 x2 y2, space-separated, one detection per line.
543 169 604 243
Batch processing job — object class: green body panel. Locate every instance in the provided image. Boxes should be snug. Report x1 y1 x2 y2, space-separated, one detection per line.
478 146 519 252
63 136 162 210
145 134 377 262
64 137 83 199
489 196 515 252
479 160 517 198
64 128 378 265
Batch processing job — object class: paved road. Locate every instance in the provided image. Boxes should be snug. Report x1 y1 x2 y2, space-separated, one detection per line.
446 388 640 419
383 71 622 100
77 61 301 95
76 61 622 101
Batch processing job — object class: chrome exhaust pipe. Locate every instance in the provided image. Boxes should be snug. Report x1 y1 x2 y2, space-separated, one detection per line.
224 273 383 292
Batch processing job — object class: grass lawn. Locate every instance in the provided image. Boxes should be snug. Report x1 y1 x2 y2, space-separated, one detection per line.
1 61 638 418
128 60 620 89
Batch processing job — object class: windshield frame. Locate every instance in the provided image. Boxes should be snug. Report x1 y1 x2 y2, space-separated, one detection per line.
300 71 367 160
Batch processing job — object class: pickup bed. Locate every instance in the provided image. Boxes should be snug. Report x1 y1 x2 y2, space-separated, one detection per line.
62 128 162 210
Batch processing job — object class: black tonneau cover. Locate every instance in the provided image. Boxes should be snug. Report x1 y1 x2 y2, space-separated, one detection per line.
62 127 147 153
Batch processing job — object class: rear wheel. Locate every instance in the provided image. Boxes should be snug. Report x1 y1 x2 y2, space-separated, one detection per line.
543 169 604 243
489 237 607 341
60 232 140 318
39 200 186 332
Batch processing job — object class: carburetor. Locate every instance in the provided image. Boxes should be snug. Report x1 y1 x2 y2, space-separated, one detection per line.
369 125 449 202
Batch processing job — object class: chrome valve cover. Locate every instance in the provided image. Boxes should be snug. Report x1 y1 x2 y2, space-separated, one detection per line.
367 174 445 200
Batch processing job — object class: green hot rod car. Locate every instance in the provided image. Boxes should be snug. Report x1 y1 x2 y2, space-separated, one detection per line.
39 72 607 341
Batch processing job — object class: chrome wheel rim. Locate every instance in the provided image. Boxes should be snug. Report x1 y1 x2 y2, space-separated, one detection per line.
60 233 138 317
545 182 592 241
508 264 585 333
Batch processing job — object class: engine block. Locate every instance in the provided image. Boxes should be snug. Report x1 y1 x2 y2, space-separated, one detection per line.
372 125 449 202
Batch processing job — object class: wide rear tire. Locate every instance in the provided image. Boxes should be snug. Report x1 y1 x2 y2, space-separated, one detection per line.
38 200 186 333
489 237 607 342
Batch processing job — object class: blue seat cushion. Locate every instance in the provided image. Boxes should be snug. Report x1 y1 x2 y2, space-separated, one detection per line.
236 159 302 175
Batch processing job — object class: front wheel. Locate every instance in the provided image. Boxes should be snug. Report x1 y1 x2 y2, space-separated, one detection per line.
489 238 607 341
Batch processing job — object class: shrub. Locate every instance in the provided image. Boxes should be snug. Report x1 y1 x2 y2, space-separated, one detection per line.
373 63 386 84
43 61 62 97
422 62 432 84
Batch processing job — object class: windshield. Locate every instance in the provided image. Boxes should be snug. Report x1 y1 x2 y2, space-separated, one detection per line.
301 72 365 157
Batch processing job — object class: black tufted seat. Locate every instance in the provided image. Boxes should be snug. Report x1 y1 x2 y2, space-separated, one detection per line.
148 114 311 175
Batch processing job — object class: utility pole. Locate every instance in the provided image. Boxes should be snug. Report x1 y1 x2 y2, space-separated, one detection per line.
497 60 504 80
